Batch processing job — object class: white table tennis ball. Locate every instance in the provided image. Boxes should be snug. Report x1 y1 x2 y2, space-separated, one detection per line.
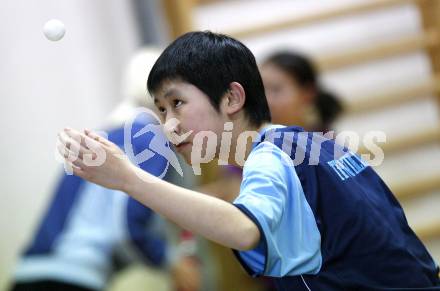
43 19 66 41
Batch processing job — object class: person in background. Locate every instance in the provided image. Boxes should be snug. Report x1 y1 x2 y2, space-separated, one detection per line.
260 51 342 132
9 48 200 291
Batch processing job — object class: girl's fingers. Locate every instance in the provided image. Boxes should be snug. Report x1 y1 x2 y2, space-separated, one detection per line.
57 140 77 161
58 127 114 168
65 160 87 179
63 128 112 151
84 129 113 147
58 131 79 152
58 132 94 161
57 142 93 172
64 127 106 149
73 129 109 156
63 128 84 145
57 143 86 175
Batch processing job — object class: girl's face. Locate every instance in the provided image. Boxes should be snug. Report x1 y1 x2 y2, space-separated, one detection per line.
153 80 227 164
260 62 314 126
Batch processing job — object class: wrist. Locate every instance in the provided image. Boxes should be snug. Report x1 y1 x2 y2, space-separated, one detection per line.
122 163 161 196
121 163 137 194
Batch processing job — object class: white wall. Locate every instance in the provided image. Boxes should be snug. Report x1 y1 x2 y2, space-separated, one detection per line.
0 0 140 288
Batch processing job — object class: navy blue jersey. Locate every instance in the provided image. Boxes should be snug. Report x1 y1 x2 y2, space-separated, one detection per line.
234 125 439 290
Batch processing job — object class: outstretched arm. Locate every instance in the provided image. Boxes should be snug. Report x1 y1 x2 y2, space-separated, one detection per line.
57 128 260 251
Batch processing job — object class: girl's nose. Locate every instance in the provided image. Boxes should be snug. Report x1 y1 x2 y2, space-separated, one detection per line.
163 117 180 144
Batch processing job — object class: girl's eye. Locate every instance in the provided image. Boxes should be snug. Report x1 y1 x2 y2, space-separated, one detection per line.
174 100 183 108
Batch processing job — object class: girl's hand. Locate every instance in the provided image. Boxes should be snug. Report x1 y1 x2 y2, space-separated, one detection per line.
171 256 201 291
57 128 135 191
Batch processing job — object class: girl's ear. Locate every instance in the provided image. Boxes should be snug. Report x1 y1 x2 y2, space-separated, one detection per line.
222 82 246 115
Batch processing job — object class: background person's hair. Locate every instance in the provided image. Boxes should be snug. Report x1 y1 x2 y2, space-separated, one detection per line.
147 31 271 127
264 51 343 128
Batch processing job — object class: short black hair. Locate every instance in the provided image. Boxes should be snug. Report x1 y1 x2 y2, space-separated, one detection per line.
147 31 271 127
